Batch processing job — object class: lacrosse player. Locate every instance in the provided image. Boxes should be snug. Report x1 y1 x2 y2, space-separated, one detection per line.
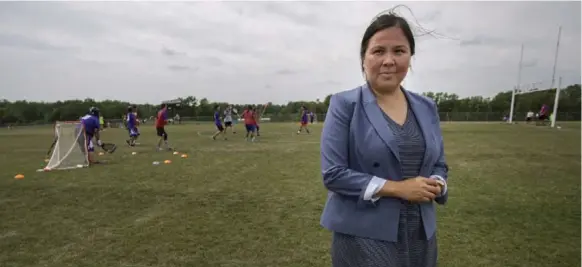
126 106 139 146
80 107 103 164
155 104 171 151
241 105 257 142
297 106 311 134
212 105 227 140
223 105 235 134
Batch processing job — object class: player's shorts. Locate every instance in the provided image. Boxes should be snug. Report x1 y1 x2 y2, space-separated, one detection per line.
128 127 140 137
245 124 256 132
300 121 308 126
77 134 94 153
216 124 224 132
526 117 532 121
74 128 94 153
86 139 94 152
538 114 548 120
156 127 167 137
225 121 233 127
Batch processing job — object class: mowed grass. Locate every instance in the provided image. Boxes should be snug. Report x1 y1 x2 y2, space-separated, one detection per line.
0 122 579 267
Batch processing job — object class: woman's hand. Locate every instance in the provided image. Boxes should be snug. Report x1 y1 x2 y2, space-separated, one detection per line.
380 177 441 203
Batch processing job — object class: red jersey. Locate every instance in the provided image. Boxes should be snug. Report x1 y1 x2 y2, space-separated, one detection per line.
155 107 168 128
242 110 256 125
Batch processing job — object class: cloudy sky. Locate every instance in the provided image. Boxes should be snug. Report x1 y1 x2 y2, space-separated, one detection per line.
0 1 579 105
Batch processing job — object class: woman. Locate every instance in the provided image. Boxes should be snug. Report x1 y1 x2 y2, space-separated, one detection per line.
320 11 449 267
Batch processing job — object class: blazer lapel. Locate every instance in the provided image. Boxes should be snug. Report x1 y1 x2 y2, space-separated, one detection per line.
360 84 401 163
404 89 432 172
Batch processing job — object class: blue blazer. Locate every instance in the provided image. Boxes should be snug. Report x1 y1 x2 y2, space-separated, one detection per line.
320 84 449 242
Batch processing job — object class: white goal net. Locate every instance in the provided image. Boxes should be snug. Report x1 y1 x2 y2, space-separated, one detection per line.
44 121 90 171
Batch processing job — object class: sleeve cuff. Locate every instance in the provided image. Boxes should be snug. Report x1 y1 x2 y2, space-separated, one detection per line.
430 175 447 196
363 176 387 203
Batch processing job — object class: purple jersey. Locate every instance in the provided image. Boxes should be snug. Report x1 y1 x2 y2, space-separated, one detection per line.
81 114 100 137
127 112 137 129
540 105 549 116
301 110 308 122
214 111 222 125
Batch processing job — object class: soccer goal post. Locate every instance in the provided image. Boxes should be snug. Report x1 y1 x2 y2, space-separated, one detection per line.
43 121 90 171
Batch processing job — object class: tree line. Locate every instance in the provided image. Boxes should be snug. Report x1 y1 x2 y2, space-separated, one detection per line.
0 84 580 125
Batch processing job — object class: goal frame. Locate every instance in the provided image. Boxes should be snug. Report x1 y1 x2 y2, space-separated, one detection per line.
509 27 562 128
44 120 90 171
507 77 562 128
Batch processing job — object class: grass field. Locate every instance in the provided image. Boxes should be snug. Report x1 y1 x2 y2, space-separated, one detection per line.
0 122 580 267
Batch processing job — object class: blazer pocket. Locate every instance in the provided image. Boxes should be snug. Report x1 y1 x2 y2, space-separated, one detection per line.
357 197 379 208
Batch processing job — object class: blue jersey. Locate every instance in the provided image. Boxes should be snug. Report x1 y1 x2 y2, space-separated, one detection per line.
127 112 136 129
214 111 221 125
81 114 100 137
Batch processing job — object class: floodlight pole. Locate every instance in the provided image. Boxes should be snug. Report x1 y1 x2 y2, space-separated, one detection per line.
509 44 524 124
550 76 562 128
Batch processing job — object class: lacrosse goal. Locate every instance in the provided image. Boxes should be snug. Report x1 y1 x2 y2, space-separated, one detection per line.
44 121 90 171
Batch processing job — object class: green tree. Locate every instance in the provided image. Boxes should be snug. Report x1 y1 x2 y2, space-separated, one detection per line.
0 84 579 125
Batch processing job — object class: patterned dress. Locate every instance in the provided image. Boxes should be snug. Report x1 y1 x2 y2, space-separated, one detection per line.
330 106 438 267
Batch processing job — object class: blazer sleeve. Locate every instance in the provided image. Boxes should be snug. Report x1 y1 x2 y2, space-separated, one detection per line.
320 93 377 200
430 102 449 205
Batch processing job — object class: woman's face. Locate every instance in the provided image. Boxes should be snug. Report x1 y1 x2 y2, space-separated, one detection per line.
362 26 411 93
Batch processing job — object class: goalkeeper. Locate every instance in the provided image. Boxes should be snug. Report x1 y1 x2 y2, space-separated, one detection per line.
79 107 103 164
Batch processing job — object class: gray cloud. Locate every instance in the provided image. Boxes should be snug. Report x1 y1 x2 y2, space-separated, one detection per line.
161 46 186 57
193 56 225 67
168 65 192 72
275 69 300 76
459 35 510 47
0 33 66 51
0 1 579 104
521 59 538 68
257 2 322 28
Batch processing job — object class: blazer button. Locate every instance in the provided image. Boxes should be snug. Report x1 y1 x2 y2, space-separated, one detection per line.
373 162 380 168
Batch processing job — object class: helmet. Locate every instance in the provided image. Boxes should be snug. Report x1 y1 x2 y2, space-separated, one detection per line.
89 107 100 116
